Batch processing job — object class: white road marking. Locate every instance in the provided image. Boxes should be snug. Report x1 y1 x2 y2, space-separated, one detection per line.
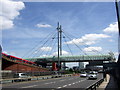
63 85 67 87
68 84 71 86
72 83 75 84
21 85 37 88
57 87 62 89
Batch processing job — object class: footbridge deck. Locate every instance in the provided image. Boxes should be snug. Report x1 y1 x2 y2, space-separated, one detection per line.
25 54 114 62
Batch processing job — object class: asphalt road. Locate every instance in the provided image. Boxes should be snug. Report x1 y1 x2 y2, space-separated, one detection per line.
2 73 103 90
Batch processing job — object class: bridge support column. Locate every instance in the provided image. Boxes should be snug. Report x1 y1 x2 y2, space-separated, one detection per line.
52 62 57 71
79 62 84 71
63 62 66 70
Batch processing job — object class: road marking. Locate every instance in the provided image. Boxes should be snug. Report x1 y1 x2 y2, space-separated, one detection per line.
21 85 37 88
68 84 71 86
57 87 62 89
63 85 67 87
72 83 75 84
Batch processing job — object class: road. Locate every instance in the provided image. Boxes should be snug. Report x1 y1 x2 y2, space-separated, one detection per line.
2 73 103 89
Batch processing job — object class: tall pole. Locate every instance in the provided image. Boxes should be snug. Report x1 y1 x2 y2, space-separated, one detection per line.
60 25 62 56
57 22 60 70
57 23 63 71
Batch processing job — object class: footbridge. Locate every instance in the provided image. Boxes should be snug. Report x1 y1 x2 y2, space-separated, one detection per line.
25 54 115 63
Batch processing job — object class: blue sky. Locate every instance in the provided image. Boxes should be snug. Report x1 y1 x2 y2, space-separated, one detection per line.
1 1 119 67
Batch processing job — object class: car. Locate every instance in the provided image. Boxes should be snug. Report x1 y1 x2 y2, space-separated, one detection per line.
88 71 97 80
80 72 87 77
13 73 29 78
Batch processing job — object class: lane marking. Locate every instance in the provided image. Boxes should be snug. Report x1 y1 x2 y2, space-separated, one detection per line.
68 84 71 86
57 87 62 89
21 85 37 88
63 85 67 87
72 83 75 85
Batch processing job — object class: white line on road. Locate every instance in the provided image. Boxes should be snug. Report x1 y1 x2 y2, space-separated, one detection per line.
21 85 37 88
68 84 72 86
63 85 67 87
57 87 62 89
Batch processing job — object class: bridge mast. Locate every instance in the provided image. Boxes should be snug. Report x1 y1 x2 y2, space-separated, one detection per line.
57 22 63 71
60 25 62 56
57 22 60 70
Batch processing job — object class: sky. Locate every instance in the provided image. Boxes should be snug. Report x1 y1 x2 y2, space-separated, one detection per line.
1 0 119 68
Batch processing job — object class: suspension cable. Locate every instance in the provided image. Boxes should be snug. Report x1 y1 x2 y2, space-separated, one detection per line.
22 29 56 58
31 31 57 59
63 31 93 60
41 32 57 58
63 30 106 55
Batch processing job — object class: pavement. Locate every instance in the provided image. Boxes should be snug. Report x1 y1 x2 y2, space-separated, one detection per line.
97 74 119 90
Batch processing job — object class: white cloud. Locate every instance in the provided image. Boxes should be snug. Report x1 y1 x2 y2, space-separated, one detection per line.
83 47 102 52
40 47 52 51
65 34 110 45
103 22 118 33
36 23 52 28
0 0 25 30
52 50 69 56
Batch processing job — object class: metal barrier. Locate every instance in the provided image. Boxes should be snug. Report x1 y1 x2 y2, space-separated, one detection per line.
86 79 104 90
1 71 69 79
0 74 72 84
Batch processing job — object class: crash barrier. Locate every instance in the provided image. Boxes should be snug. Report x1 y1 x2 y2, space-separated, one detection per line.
0 74 72 84
86 79 104 90
1 71 69 79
